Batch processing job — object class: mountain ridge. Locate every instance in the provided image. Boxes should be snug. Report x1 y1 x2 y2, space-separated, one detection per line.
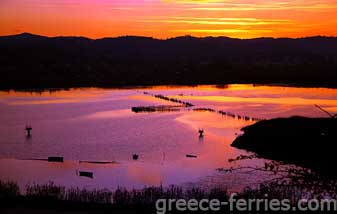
2 32 337 41
1 32 337 89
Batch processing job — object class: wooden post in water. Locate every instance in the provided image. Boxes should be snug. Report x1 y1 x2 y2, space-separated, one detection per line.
198 129 204 138
25 125 32 137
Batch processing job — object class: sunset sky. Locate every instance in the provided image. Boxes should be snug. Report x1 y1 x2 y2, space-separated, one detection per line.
1 0 337 39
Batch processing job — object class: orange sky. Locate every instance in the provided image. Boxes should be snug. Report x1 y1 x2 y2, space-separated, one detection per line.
1 0 337 39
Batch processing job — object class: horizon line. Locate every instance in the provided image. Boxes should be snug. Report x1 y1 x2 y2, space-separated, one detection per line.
1 32 337 41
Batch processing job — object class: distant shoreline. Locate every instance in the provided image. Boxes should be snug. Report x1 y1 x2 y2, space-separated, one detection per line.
2 82 337 92
2 32 337 41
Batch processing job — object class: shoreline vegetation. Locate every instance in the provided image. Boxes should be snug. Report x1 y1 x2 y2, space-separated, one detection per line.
1 178 337 213
1 33 337 90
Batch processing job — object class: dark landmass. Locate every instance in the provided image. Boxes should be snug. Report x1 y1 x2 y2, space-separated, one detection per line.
232 117 337 176
1 33 337 89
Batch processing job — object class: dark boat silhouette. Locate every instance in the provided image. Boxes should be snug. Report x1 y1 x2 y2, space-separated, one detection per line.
77 171 94 179
48 157 64 162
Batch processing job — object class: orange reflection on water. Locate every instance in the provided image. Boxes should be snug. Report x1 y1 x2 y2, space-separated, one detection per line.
128 94 174 105
0 88 110 105
176 111 254 131
174 110 254 170
0 88 107 98
224 84 337 98
84 109 134 119
127 163 163 186
2 88 143 106
4 85 328 191
180 95 337 108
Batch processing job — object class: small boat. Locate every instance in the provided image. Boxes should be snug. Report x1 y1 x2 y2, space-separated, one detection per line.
186 154 197 158
133 154 139 160
48 156 64 162
79 160 116 164
78 171 94 179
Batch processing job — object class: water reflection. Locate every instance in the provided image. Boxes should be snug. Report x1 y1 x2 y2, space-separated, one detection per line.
1 85 337 191
198 135 204 143
84 109 134 119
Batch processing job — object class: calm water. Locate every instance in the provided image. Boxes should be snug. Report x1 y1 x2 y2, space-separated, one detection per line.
0 85 337 192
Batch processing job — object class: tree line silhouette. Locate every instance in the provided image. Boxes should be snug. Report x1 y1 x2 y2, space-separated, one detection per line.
1 33 337 89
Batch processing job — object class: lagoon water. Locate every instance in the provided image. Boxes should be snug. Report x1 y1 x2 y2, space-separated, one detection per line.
1 85 337 192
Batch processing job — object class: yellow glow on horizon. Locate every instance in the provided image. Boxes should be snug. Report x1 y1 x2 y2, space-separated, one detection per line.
0 0 337 39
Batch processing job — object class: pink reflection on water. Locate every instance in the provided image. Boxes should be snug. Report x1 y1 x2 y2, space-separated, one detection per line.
1 85 337 191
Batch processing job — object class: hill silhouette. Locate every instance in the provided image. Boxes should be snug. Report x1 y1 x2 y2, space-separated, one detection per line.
1 33 337 89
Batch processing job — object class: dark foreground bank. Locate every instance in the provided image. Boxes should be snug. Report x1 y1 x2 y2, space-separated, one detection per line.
1 33 337 89
232 116 337 176
2 179 337 213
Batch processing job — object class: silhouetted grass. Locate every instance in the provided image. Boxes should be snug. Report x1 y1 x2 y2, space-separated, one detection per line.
240 183 308 205
66 187 112 204
0 180 20 199
3 180 336 204
26 182 65 201
2 182 228 206
2 179 337 212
